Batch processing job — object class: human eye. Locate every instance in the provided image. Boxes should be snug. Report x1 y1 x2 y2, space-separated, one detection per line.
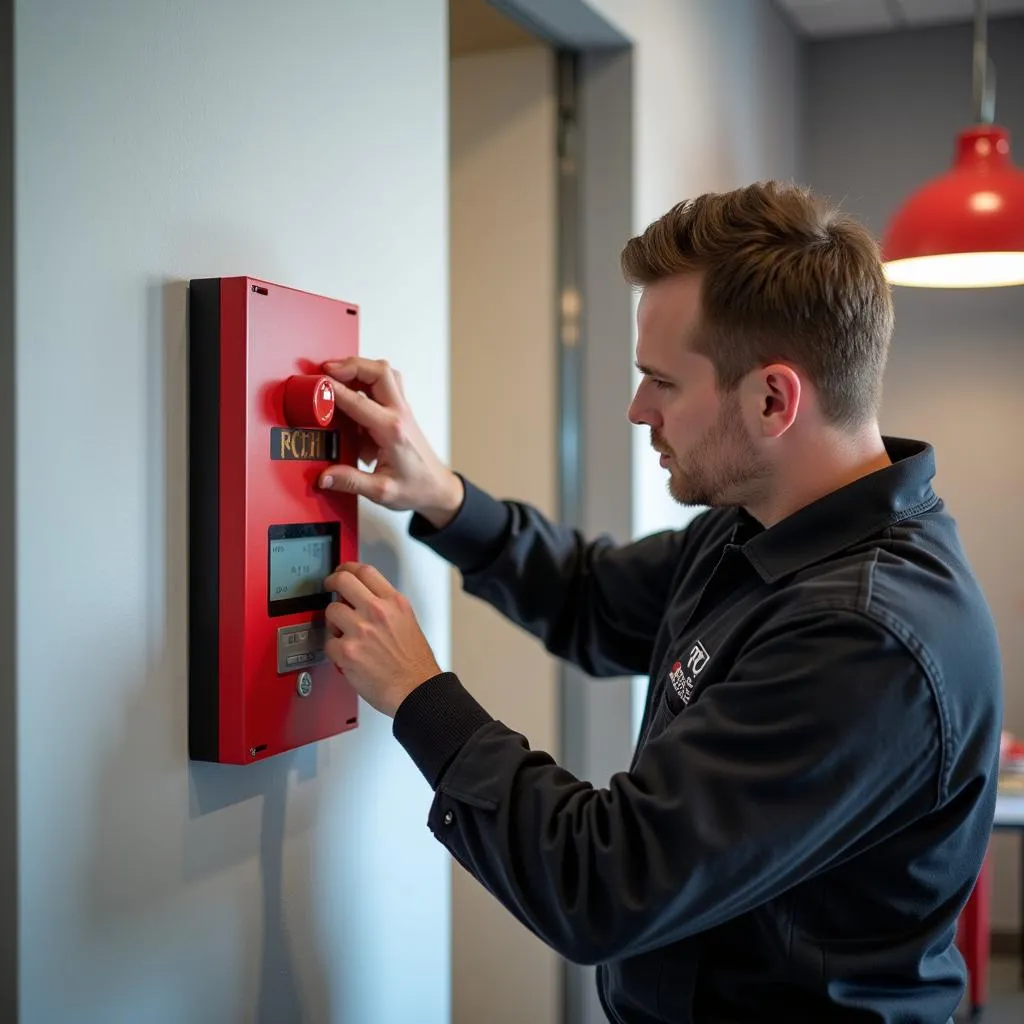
636 363 676 391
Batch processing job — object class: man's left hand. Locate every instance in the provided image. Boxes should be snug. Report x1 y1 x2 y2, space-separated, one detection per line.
322 563 442 717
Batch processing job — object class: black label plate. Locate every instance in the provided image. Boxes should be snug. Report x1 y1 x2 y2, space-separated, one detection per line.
270 428 338 461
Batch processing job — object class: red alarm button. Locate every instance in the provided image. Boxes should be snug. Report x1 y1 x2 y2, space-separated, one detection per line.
283 374 335 428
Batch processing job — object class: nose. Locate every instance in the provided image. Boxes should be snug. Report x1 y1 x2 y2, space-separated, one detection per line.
628 386 658 428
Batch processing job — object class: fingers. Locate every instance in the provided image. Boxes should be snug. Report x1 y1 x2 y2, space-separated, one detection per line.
318 464 396 505
324 562 395 602
329 380 397 439
326 565 376 612
323 357 404 409
346 562 395 598
324 598 358 636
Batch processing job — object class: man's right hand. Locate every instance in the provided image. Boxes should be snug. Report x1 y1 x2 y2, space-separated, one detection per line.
318 357 465 531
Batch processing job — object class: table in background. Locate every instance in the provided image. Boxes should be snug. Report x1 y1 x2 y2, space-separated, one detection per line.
993 784 1024 980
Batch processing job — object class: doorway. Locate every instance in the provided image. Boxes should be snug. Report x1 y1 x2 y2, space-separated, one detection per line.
448 1 633 1021
449 1 561 1020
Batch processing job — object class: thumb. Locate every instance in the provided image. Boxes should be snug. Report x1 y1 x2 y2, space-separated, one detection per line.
319 464 395 505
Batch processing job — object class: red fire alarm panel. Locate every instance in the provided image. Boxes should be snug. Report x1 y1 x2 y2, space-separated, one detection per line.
188 276 360 764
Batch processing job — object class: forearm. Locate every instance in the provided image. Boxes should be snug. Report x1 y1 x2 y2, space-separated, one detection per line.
409 477 672 677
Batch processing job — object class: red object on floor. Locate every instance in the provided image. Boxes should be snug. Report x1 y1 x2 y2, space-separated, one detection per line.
957 850 991 1015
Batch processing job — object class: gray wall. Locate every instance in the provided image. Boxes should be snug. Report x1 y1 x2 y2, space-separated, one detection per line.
805 16 1024 933
0 0 16 1013
581 0 805 565
14 1 452 1021
578 0 804 732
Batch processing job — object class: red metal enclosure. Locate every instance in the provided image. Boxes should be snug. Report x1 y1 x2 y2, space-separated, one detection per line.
189 276 359 764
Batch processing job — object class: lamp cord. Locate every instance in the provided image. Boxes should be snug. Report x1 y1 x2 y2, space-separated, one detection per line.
974 0 996 124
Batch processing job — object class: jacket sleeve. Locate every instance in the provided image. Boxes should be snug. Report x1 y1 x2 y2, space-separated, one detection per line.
392 607 944 965
408 476 699 678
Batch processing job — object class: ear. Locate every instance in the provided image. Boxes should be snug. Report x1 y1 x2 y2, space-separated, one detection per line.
753 363 801 438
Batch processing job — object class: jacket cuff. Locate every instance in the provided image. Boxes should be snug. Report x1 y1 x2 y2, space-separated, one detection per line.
392 672 494 788
408 476 512 575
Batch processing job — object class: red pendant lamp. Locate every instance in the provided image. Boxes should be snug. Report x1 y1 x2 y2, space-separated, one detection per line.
883 0 1024 288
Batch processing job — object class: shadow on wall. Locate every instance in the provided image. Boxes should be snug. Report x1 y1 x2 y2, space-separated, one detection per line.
81 278 416 1024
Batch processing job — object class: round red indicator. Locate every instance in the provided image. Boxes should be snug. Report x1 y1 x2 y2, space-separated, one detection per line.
283 374 335 428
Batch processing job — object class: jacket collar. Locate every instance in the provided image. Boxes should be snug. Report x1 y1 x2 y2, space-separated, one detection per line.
733 437 940 584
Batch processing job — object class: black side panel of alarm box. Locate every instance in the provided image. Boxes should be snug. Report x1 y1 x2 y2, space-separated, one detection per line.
187 278 222 762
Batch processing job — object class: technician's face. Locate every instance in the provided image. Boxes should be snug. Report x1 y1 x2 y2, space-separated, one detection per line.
627 274 769 509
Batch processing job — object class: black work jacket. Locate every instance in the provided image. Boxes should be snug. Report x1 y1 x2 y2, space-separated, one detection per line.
394 437 1002 1024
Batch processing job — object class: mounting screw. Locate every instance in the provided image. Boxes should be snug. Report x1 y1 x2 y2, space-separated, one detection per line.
296 671 313 698
249 747 257 757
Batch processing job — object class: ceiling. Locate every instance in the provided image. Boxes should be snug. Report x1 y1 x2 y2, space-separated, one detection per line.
776 0 1024 37
449 0 538 57
450 0 1024 48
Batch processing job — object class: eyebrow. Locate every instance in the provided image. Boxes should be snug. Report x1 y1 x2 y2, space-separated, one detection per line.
635 361 676 381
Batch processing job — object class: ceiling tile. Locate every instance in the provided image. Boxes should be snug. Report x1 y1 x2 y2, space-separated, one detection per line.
778 0 895 37
898 0 975 27
777 0 1024 36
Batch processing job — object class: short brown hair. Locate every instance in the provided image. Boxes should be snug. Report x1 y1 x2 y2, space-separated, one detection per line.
620 181 894 427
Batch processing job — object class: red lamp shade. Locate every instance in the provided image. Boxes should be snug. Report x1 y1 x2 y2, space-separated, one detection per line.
883 125 1024 288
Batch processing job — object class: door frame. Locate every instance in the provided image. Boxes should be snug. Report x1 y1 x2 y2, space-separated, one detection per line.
475 5 636 1022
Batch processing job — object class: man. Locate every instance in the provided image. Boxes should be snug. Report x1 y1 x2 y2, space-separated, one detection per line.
316 182 1002 1023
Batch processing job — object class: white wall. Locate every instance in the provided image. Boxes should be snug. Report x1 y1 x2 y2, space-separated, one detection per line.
15 2 451 1021
449 43 560 1024
0 1 14 1012
580 0 804 729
